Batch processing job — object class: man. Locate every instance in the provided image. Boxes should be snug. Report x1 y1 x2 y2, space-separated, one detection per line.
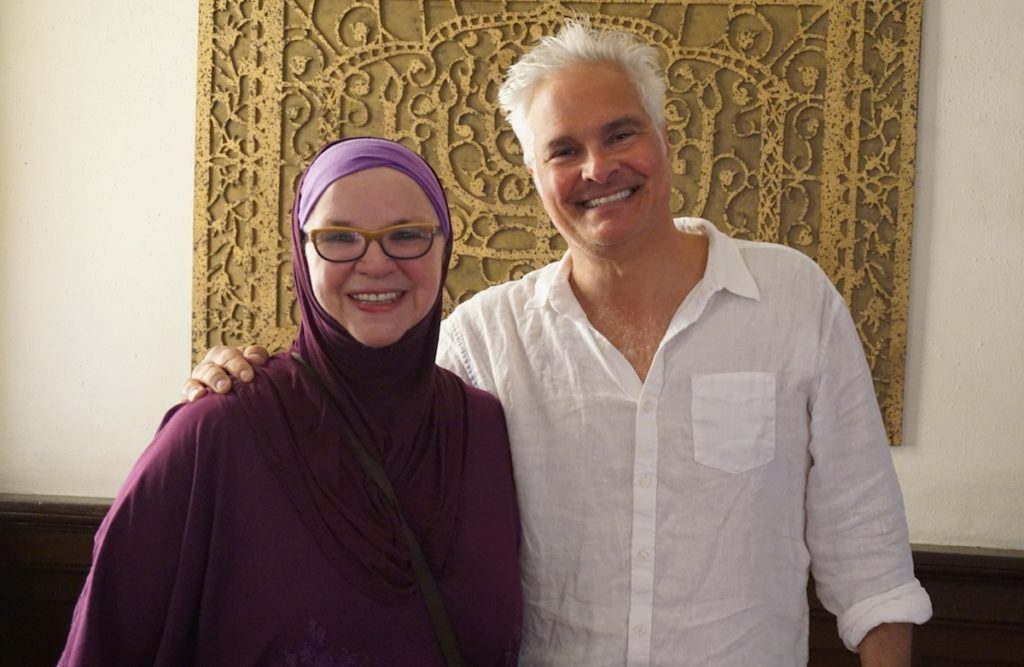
187 20 931 665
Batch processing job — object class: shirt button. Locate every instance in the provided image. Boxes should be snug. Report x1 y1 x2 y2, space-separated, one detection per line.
639 474 653 488
635 624 647 636
641 400 653 413
638 550 651 561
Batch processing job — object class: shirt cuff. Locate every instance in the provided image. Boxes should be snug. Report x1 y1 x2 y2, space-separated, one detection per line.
837 580 934 652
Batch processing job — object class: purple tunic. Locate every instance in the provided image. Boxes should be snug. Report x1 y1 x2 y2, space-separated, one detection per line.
60 138 522 665
59 357 521 665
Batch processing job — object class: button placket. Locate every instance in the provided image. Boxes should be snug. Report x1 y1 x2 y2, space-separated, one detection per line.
626 391 658 665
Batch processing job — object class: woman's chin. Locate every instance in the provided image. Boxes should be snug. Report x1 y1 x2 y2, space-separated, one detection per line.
347 323 408 348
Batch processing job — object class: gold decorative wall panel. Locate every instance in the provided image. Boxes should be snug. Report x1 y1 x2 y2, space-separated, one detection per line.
193 0 923 443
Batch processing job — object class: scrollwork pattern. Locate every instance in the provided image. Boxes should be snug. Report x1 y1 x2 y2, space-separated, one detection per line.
193 0 921 443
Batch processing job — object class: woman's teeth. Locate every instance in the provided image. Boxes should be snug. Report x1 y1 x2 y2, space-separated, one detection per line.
352 292 400 303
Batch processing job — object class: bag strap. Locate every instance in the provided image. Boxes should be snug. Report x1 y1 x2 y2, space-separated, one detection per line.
291 352 465 667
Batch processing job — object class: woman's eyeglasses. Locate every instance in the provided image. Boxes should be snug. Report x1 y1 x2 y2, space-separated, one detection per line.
305 223 440 263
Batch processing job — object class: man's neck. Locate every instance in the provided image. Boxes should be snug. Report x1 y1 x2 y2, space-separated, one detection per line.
568 223 708 381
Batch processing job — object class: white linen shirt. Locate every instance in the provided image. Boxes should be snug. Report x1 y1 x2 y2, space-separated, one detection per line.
437 218 931 666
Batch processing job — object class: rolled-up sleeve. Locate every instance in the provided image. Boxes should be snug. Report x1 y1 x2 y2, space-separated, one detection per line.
805 294 932 651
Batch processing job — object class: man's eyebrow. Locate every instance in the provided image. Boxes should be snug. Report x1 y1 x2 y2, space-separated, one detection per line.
604 117 644 135
542 135 578 155
542 116 646 154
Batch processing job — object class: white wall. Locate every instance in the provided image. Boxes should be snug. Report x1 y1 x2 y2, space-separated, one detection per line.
893 0 1024 550
0 2 198 494
1 1 1021 550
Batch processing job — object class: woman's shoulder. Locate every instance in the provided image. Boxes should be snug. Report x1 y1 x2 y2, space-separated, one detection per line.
155 354 307 452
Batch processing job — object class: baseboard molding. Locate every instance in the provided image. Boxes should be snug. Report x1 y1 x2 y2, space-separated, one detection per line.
3 494 1022 666
0 494 109 666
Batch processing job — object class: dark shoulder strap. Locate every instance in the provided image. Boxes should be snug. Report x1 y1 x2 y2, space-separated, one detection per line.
291 352 465 667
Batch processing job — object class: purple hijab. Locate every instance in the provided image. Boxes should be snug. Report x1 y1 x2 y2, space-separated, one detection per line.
291 137 452 405
271 138 469 598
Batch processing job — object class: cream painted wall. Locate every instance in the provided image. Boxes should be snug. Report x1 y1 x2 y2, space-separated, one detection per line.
1 1 1021 550
0 2 198 494
893 0 1024 550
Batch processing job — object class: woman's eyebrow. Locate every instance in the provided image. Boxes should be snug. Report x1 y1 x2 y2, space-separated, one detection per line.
314 217 430 228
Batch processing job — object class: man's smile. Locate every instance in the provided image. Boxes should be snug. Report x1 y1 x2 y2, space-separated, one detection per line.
579 187 636 209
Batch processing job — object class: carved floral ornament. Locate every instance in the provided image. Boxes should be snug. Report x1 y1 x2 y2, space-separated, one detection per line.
193 0 922 443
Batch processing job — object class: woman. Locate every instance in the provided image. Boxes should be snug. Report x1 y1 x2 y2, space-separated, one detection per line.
60 138 522 665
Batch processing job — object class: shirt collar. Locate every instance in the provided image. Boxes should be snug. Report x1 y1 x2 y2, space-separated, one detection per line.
525 252 579 314
679 217 760 301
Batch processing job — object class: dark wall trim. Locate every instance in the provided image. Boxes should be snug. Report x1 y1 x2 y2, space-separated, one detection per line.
3 494 1023 666
0 494 109 666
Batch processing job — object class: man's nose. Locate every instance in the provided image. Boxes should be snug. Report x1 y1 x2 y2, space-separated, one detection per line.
582 148 618 183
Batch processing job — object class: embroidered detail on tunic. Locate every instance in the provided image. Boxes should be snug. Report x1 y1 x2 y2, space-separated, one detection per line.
277 620 369 667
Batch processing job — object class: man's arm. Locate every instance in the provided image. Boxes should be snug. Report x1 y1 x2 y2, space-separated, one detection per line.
805 283 931 649
182 345 270 401
857 622 912 667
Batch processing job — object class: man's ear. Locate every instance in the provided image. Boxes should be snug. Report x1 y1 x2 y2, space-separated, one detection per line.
524 160 539 190
528 165 543 195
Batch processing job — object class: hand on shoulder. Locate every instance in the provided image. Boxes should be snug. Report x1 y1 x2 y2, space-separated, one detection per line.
182 345 271 402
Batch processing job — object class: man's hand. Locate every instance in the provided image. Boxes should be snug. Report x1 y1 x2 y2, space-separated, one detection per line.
182 345 271 402
858 622 912 667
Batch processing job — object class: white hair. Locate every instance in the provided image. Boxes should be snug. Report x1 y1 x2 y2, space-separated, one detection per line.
497 18 667 167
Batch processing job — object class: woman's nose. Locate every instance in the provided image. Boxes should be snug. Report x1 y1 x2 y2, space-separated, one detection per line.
354 239 395 274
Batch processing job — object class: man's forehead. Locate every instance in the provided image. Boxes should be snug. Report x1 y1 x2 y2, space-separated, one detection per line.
527 66 648 132
530 64 633 102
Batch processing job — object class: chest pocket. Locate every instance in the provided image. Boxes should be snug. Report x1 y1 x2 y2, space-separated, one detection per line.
691 372 776 473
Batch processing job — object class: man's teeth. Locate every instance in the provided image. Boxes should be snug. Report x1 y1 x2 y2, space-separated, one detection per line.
582 189 634 208
352 292 401 303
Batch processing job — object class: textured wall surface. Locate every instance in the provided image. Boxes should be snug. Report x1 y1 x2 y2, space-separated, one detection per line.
193 0 923 443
